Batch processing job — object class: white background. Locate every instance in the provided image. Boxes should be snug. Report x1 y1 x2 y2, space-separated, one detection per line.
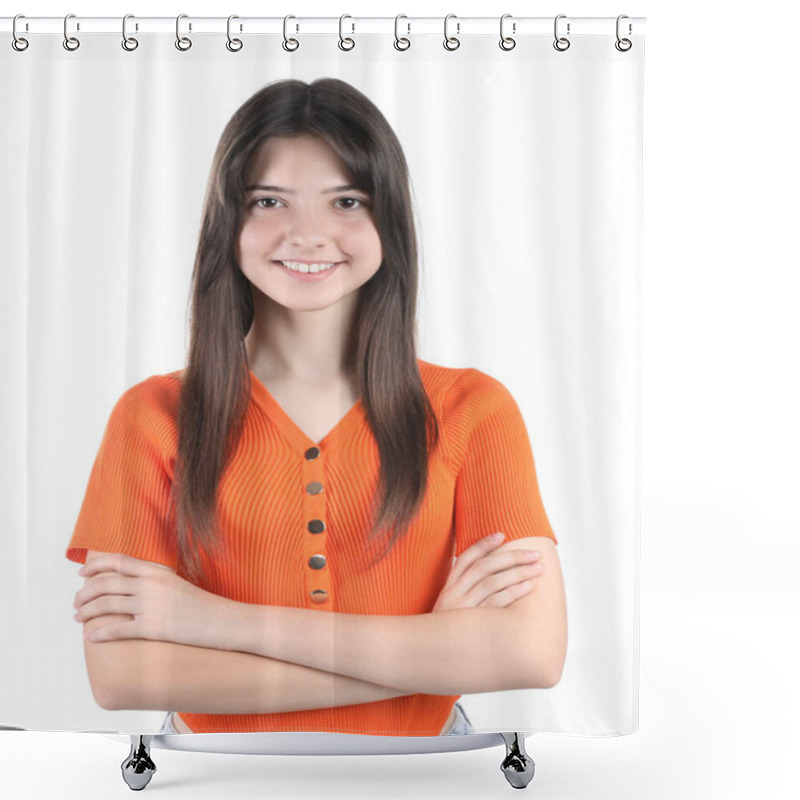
2 1 798 799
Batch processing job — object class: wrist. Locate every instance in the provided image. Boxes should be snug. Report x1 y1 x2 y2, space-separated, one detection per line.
211 596 265 653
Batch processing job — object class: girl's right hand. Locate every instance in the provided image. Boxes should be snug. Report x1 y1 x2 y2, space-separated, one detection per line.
432 533 544 612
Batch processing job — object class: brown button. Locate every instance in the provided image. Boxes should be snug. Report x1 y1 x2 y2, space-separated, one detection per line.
305 446 321 460
308 519 326 534
310 589 329 604
308 554 327 570
306 481 324 495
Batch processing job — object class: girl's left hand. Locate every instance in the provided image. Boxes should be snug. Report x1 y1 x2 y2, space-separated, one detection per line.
73 553 236 650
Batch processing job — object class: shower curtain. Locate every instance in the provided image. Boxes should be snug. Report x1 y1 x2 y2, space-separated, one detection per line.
0 16 644 738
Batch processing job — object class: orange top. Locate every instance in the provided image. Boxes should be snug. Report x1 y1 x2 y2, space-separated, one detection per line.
66 359 556 735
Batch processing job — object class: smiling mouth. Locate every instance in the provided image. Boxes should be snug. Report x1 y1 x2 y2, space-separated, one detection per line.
277 260 339 274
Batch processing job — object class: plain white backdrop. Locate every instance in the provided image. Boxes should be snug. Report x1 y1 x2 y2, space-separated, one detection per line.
1 2 798 799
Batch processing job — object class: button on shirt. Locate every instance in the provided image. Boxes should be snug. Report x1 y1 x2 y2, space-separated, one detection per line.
66 359 556 736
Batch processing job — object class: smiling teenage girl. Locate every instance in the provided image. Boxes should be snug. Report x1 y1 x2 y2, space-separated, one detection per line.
67 78 566 737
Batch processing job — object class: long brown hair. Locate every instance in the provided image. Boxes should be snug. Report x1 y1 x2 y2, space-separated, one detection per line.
171 78 440 583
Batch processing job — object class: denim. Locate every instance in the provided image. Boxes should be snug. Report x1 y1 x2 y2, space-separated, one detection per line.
158 701 475 736
446 701 475 735
159 711 179 734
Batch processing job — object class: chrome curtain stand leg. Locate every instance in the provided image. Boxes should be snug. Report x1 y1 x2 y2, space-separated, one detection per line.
121 735 157 791
499 732 535 789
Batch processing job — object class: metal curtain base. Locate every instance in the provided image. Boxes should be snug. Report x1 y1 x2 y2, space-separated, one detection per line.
121 731 536 791
121 735 156 791
499 732 536 789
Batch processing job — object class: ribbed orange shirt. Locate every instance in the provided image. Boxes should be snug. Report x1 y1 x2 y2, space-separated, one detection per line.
66 359 556 735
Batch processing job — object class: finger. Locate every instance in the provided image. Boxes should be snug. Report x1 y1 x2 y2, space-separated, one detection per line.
463 548 540 581
75 574 131 608
447 533 507 585
74 595 137 623
474 549 542 573
78 554 166 579
73 574 138 609
75 569 124 608
79 554 149 578
478 581 535 608
84 620 140 643
471 562 544 606
454 548 542 596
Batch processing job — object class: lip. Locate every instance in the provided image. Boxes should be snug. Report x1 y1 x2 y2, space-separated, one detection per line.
274 260 341 282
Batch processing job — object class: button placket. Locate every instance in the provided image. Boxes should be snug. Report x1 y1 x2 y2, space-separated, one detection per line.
302 446 331 609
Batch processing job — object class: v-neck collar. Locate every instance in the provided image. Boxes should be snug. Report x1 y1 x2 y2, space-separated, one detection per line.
247 368 365 455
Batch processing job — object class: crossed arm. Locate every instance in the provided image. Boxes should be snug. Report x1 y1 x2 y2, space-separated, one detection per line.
76 536 566 713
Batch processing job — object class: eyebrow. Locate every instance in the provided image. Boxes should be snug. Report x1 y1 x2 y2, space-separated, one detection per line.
244 184 364 194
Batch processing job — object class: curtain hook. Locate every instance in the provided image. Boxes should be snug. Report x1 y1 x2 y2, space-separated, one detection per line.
176 14 192 51
394 14 411 51
443 13 460 51
12 14 29 51
553 14 570 52
339 15 355 51
615 15 632 52
63 13 80 51
122 14 139 52
499 13 516 51
226 15 243 52
283 15 299 51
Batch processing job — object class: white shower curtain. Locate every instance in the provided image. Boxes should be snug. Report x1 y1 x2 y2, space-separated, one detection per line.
0 19 644 737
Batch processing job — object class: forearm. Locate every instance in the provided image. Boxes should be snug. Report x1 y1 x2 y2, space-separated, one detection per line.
85 616 411 713
229 605 548 695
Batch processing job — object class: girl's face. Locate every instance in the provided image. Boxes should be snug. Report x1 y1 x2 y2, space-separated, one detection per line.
237 134 383 315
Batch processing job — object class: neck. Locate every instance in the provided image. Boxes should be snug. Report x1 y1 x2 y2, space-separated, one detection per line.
245 294 357 385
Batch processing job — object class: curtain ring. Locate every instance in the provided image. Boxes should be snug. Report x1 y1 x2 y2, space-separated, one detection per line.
338 15 355 51
394 15 411 51
176 14 192 51
63 13 80 51
283 15 299 51
12 15 29 52
615 15 632 52
499 14 516 51
443 14 460 51
227 15 243 51
122 14 139 51
553 14 570 51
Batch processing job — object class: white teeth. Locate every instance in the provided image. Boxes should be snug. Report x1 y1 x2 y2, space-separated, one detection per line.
280 260 336 274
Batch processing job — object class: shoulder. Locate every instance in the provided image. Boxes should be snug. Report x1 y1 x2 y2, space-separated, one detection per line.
105 370 183 446
418 358 513 416
114 369 182 415
418 359 521 470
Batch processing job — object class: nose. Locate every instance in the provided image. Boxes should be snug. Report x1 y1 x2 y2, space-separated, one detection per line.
285 207 328 249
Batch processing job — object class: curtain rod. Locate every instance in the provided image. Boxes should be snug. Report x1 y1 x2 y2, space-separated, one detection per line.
1 16 646 37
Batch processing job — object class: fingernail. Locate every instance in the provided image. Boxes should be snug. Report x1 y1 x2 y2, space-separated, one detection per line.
489 532 504 541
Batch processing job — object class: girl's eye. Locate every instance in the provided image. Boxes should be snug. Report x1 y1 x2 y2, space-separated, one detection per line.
249 196 368 211
335 197 368 210
251 197 283 209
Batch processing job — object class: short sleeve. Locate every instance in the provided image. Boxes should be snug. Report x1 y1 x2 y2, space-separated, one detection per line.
65 378 179 569
447 370 557 558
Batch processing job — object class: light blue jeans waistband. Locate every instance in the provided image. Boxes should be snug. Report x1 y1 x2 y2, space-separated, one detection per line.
159 711 179 735
158 701 475 736
446 701 475 735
